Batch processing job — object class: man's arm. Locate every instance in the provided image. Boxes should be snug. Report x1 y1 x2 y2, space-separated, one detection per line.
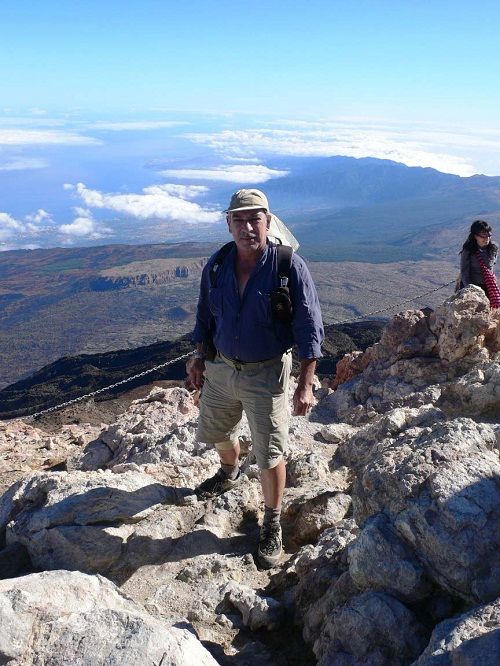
288 255 324 415
188 343 206 390
293 358 317 415
189 263 212 390
289 255 324 360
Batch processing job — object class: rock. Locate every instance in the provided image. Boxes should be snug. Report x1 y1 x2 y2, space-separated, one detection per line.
441 360 500 417
71 387 209 471
0 419 101 495
1 469 182 574
177 553 252 586
320 422 358 443
223 580 283 631
197 476 261 536
413 598 500 665
283 488 351 547
378 309 438 360
330 350 369 389
67 438 114 471
430 287 492 362
293 519 360 579
291 519 360 638
318 291 499 423
314 591 429 666
286 452 330 487
338 405 445 468
1 292 499 665
354 418 500 603
0 570 218 665
348 513 432 602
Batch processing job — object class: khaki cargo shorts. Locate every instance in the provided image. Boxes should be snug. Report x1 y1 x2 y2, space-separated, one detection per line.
197 351 292 469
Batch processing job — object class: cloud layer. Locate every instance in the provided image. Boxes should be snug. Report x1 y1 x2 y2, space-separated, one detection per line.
87 120 187 131
0 158 48 171
184 122 491 177
159 164 289 183
0 129 100 146
66 182 221 223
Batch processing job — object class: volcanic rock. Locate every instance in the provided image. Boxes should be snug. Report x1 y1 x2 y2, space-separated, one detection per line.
0 570 217 665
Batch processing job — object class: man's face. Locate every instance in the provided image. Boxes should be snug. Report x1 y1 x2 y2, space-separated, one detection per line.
227 208 269 253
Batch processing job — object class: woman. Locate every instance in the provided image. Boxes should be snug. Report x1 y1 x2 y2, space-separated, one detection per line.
460 220 499 308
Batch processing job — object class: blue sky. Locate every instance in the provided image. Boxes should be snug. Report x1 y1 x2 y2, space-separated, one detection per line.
2 0 499 122
1 1 500 250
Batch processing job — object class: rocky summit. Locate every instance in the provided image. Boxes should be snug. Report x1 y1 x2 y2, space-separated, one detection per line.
0 285 499 665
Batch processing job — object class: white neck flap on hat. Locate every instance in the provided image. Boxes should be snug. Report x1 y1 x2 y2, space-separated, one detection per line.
267 214 300 251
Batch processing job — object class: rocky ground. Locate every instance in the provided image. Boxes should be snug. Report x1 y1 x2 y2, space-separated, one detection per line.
0 285 499 665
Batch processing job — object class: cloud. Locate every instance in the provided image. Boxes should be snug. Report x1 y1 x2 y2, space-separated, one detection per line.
25 209 52 224
59 210 113 240
0 129 100 146
87 120 188 131
29 108 47 116
0 117 68 127
68 182 221 223
0 158 48 171
0 208 57 246
0 212 23 241
149 184 209 199
184 124 486 177
224 156 260 164
159 164 289 183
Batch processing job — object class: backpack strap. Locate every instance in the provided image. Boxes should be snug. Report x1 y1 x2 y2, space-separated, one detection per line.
209 241 234 288
276 244 293 288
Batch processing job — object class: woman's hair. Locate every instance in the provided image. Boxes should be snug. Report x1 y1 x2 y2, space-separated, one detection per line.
462 219 498 257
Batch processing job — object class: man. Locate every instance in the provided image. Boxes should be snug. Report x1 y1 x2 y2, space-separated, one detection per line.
189 188 324 569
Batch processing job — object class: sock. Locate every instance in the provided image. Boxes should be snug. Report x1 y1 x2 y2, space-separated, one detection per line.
263 505 281 530
221 462 239 480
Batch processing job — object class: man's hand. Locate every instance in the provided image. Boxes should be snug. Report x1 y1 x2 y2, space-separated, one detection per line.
188 357 206 390
293 384 315 416
292 358 317 416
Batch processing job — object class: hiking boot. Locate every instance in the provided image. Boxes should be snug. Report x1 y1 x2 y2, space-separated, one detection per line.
257 524 283 569
194 468 241 499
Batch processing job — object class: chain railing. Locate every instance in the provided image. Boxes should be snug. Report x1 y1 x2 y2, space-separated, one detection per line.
2 351 195 424
330 280 456 325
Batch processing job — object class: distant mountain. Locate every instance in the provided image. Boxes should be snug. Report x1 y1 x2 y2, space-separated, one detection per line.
0 321 384 419
265 156 462 206
201 156 500 261
260 157 500 261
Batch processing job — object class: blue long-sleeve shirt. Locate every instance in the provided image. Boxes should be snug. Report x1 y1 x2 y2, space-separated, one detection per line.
193 242 324 361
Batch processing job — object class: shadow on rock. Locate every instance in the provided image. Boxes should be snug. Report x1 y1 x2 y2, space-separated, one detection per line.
1 471 215 580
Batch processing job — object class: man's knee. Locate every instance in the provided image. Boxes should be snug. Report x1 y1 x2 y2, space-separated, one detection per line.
257 454 284 470
214 439 239 452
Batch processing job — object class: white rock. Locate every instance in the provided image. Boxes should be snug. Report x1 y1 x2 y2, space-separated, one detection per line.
223 580 283 631
0 570 218 665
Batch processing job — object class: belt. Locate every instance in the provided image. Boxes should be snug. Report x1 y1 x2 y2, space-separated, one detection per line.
218 351 289 371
